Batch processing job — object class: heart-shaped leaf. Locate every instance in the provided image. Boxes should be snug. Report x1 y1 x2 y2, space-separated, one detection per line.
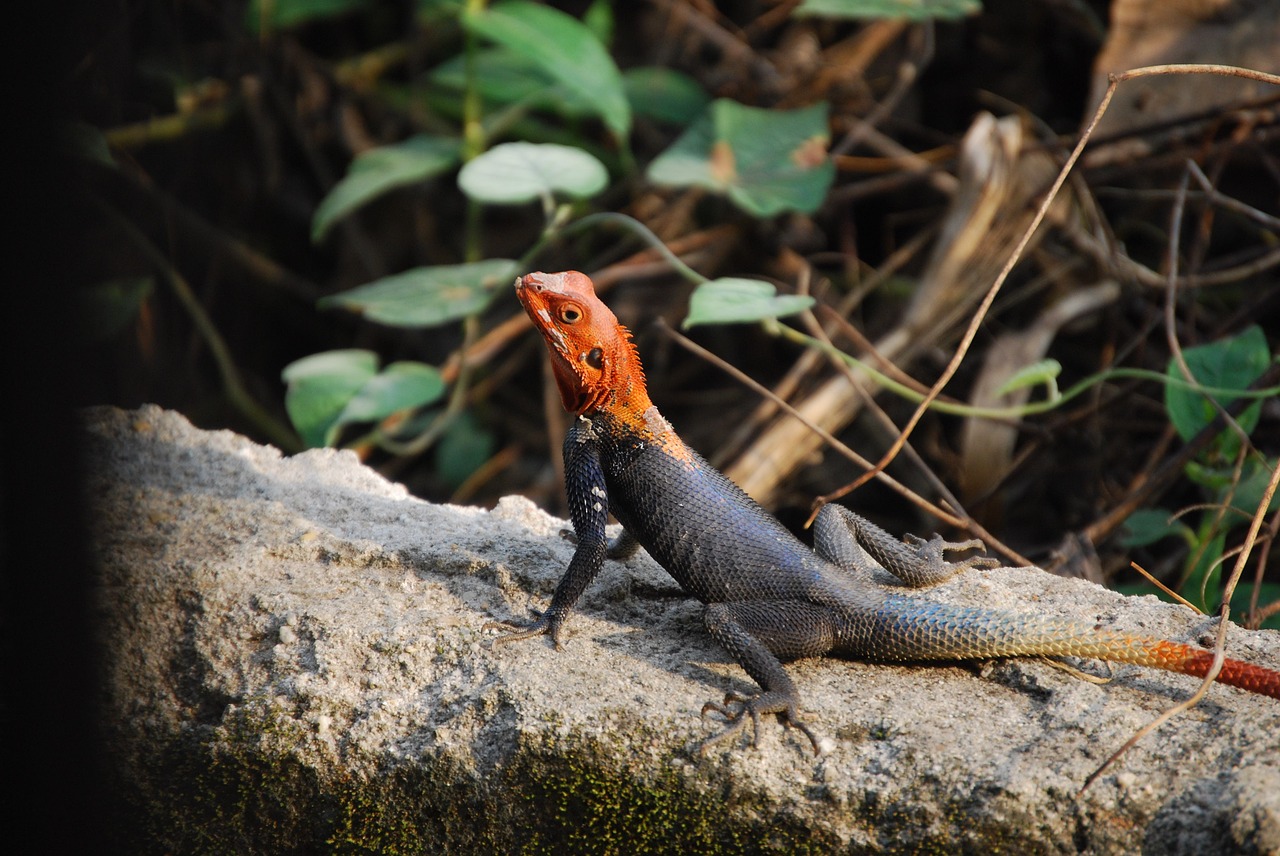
683 278 815 328
340 362 445 424
282 350 445 447
648 100 834 216
429 49 600 119
458 143 607 205
282 350 378 448
312 135 460 241
1118 508 1191 548
462 0 631 138
320 259 518 327
1164 325 1269 451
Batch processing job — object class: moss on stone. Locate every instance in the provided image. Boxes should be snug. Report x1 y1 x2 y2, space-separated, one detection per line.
114 702 853 855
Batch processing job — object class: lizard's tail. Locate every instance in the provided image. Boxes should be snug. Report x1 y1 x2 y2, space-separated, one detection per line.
867 598 1280 699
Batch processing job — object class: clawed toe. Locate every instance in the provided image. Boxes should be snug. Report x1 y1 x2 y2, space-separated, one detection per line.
696 692 822 756
920 534 997 571
483 612 564 649
696 695 753 755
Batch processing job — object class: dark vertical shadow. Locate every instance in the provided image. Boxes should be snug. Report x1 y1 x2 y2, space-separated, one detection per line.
1 0 123 851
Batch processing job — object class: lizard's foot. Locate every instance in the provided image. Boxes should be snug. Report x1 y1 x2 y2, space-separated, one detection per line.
697 691 822 756
905 533 1000 576
483 611 565 649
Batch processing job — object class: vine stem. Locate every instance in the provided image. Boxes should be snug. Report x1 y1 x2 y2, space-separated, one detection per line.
823 63 1280 506
518 211 709 285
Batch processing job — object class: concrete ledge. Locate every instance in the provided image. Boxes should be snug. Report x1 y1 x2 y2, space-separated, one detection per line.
87 405 1280 854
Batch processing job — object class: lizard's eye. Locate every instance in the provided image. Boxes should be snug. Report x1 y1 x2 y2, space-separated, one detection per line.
559 304 583 324
584 347 604 369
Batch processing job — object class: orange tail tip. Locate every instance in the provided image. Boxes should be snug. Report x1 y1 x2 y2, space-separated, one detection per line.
1148 639 1280 699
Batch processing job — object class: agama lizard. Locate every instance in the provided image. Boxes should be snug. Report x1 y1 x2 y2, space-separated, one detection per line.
491 269 1280 753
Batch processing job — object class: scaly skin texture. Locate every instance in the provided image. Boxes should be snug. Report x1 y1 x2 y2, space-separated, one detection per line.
493 270 1280 753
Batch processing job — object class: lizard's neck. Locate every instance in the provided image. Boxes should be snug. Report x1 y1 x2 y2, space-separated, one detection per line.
584 339 701 466
579 336 654 428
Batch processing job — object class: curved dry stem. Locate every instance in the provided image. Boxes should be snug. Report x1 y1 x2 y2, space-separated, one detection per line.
856 63 1280 498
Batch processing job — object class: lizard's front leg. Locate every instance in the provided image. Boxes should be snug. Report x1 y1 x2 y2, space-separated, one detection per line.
487 421 610 648
698 600 840 755
814 504 997 588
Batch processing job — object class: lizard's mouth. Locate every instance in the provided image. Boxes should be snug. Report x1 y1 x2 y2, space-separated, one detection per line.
514 275 569 353
515 271 557 299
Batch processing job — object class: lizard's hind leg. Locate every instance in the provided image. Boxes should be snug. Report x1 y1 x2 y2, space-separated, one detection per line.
698 601 838 755
814 505 997 588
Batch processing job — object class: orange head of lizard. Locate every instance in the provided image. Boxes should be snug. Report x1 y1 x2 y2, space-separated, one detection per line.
515 271 651 417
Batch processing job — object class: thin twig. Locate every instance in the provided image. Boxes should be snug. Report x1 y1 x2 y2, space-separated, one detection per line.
1074 63 1280 792
837 63 1280 507
1245 512 1280 628
1080 456 1280 793
799 306 973 533
1128 562 1200 613
658 321 1031 567
831 23 934 157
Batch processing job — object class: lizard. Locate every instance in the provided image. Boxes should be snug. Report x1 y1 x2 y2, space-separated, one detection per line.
490 269 1280 753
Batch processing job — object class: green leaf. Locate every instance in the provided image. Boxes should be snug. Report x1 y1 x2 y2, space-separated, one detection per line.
458 143 607 205
319 259 518 327
75 277 153 341
340 361 445 424
434 56 706 128
245 0 368 33
623 68 710 125
1118 508 1192 548
282 351 446 448
282 350 378 448
1183 530 1227 612
1232 456 1280 516
312 135 461 242
582 0 614 44
647 99 835 216
1164 325 1270 448
435 410 496 489
462 0 631 138
995 359 1062 399
684 278 815 328
794 0 981 21
1234 582 1280 630
429 49 599 118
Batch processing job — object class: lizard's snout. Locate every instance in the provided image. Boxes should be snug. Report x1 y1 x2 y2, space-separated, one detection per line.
517 272 549 293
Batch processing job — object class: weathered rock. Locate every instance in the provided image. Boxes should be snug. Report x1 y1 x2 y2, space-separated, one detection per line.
88 405 1280 854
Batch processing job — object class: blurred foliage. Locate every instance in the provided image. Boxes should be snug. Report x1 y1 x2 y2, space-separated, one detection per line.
1120 327 1279 628
74 0 1279 620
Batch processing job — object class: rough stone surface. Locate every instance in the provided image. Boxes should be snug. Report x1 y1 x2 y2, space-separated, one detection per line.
88 405 1280 854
